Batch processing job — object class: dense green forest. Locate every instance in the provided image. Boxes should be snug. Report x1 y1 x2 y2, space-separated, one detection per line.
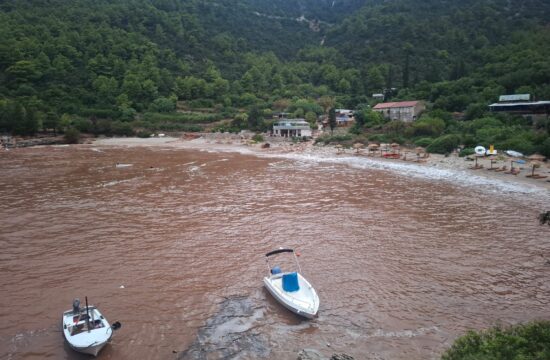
0 0 549 154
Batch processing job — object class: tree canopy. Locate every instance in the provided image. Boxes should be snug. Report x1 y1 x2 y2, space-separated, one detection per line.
0 0 549 145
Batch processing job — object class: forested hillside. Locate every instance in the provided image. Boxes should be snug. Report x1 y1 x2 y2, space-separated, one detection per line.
0 0 549 153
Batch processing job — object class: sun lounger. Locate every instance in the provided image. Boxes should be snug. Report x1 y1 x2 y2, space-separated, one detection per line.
494 166 507 172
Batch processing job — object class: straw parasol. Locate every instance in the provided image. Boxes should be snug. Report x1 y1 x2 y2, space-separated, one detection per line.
353 143 364 153
415 146 425 154
367 143 379 155
390 143 400 148
528 153 546 162
529 160 543 177
335 144 343 153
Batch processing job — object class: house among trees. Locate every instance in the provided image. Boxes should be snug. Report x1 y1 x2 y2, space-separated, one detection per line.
272 119 312 138
373 101 425 122
372 93 384 100
489 94 550 120
335 109 355 127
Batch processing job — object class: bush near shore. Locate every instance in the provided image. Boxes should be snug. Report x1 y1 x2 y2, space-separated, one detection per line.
317 108 549 157
442 321 550 360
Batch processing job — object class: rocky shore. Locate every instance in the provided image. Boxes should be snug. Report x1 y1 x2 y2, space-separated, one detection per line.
1 135 66 148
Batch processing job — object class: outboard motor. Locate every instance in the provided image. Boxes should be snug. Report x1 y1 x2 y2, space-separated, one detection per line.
111 321 122 330
72 298 81 315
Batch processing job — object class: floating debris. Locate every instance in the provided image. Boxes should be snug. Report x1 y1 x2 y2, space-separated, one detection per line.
115 163 133 168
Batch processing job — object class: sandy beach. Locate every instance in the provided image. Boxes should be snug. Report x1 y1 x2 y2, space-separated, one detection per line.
93 134 550 193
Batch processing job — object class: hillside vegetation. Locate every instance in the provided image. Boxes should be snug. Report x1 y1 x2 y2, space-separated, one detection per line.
0 0 549 155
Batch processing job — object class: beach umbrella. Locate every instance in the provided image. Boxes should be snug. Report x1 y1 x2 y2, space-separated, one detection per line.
415 147 425 154
367 143 379 149
528 154 546 162
390 143 400 148
529 160 542 177
353 143 364 153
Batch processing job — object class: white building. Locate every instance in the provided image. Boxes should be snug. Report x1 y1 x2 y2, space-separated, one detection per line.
273 119 312 137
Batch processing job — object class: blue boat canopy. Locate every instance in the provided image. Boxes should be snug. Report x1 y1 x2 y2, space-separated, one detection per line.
282 272 300 292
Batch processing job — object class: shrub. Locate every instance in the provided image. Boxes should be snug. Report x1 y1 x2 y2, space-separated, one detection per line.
64 127 80 144
408 117 445 137
94 119 111 134
497 136 535 155
118 106 137 121
426 134 460 154
111 121 134 136
142 112 222 124
538 138 550 158
368 133 390 143
136 130 152 138
72 118 92 133
442 321 550 360
464 103 488 120
252 134 264 142
149 96 177 113
459 147 475 157
414 137 433 147
188 99 214 108
462 135 477 148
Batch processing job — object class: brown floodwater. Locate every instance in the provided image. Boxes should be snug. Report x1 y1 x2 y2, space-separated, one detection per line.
0 144 549 360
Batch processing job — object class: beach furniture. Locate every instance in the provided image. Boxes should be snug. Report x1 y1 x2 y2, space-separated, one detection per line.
469 155 484 169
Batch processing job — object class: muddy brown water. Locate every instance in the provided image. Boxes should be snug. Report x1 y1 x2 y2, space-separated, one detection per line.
0 144 549 359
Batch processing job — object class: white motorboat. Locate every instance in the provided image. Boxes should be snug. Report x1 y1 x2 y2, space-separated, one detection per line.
62 298 121 357
263 248 319 319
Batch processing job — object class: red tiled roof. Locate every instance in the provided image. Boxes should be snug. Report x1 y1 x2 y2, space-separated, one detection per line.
373 101 419 109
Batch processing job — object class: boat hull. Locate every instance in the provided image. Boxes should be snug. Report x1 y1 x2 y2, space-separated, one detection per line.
264 273 319 319
65 339 109 357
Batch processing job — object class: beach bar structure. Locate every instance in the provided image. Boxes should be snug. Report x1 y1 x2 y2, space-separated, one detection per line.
273 119 312 138
489 99 550 119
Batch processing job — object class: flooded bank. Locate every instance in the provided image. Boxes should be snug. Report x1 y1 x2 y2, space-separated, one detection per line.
0 144 549 359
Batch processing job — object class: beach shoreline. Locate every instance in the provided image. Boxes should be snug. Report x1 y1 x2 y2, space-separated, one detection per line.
91 135 550 193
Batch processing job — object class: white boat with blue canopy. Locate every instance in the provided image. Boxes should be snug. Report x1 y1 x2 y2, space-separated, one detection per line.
263 248 319 319
62 298 121 357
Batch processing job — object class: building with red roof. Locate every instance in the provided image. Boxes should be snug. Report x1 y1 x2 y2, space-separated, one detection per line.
373 101 425 122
